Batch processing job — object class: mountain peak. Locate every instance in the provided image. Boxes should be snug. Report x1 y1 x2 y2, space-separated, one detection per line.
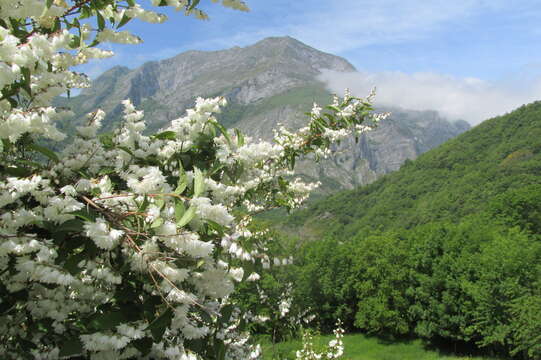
251 36 307 48
243 36 356 72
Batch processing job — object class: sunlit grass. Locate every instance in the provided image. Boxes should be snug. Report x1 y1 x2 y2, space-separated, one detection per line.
260 333 500 360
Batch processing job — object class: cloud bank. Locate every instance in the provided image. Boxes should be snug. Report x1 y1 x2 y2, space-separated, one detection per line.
318 70 541 124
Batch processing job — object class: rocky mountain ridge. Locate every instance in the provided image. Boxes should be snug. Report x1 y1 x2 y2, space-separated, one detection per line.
57 36 469 191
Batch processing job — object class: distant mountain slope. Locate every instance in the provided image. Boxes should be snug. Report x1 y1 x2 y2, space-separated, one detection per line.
56 36 468 191
286 101 541 236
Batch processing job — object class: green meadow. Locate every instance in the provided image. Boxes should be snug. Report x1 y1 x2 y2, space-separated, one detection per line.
261 333 500 360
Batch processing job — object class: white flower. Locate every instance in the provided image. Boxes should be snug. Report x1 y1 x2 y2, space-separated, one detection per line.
311 102 322 118
84 219 124 250
96 29 142 44
156 221 177 236
229 267 244 282
191 197 234 226
161 232 214 258
247 272 260 281
126 4 167 23
124 165 166 194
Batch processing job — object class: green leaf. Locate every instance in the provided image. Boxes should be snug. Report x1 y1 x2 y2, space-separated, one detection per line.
219 304 234 325
76 169 90 179
150 217 164 229
28 143 59 163
55 219 84 233
211 121 232 147
177 206 196 228
131 337 153 356
174 171 187 195
193 168 205 197
155 197 165 209
97 12 105 30
326 105 341 113
142 296 161 321
19 339 37 352
6 97 17 108
206 220 225 236
3 166 32 177
63 252 86 275
185 338 205 355
153 131 177 140
19 159 42 168
80 6 91 19
118 146 134 157
209 161 225 176
188 0 201 10
83 238 100 259
72 208 98 222
174 200 186 222
45 0 53 8
52 21 61 35
98 167 115 175
21 67 32 96
138 196 150 212
59 338 83 358
88 310 127 331
8 18 25 38
146 308 173 342
99 132 114 149
1 139 9 152
290 154 296 170
199 309 212 324
215 338 226 360
235 128 245 147
117 14 132 29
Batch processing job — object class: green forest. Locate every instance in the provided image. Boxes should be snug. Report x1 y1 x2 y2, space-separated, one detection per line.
243 101 541 359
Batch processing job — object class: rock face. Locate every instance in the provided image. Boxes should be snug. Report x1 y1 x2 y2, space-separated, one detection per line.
302 108 470 190
57 36 469 192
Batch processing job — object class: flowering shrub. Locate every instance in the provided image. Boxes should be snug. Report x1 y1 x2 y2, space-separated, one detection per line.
295 321 345 360
0 1 384 359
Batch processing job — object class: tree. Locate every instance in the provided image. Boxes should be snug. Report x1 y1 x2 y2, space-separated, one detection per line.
0 1 384 358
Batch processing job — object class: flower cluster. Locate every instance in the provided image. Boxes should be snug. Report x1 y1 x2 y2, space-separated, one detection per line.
0 1 379 359
0 92 376 358
295 321 345 360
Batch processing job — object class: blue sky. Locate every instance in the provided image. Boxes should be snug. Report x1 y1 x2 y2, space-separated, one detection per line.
82 0 541 123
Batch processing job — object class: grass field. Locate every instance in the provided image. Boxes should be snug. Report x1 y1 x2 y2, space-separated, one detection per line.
260 333 500 360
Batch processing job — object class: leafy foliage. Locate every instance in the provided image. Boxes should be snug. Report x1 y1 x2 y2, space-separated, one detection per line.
287 101 541 236
281 102 541 359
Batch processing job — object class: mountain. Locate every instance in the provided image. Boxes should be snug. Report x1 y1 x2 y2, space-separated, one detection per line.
285 100 541 237
56 36 469 191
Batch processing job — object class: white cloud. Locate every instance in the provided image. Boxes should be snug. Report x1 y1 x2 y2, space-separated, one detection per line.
285 0 479 53
200 0 529 54
318 69 541 124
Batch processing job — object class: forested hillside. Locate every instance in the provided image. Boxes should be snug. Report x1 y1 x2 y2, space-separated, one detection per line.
259 102 541 359
286 101 541 236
